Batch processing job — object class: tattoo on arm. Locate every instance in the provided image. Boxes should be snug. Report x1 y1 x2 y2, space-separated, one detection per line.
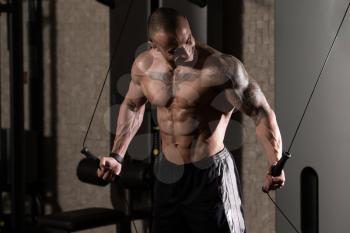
225 56 282 164
240 80 270 126
224 55 271 125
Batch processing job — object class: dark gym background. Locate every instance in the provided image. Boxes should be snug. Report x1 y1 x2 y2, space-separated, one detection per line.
0 0 277 232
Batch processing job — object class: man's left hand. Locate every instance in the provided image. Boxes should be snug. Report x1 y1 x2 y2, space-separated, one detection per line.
263 168 285 192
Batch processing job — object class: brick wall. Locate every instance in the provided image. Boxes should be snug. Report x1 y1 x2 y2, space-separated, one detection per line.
242 0 276 233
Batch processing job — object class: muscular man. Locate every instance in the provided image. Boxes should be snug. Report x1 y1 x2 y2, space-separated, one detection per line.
97 7 285 233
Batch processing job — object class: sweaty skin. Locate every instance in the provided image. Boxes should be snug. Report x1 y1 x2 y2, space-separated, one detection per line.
98 16 285 191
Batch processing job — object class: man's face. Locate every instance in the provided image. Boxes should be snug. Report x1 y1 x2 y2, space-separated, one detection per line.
150 19 196 66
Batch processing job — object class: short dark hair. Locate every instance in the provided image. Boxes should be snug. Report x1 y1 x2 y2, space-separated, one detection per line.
148 8 186 40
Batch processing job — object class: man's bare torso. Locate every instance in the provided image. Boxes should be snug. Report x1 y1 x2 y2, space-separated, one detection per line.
134 44 237 165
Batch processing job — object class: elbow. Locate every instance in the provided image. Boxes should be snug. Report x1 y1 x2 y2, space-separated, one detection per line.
266 108 276 122
253 106 273 126
123 98 145 112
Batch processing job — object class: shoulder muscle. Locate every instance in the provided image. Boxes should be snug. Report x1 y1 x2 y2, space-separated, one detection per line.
131 51 153 83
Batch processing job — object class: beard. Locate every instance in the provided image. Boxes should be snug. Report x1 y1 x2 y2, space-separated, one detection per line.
174 47 198 67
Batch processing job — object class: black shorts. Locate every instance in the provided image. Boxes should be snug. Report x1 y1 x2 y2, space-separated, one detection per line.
152 147 246 233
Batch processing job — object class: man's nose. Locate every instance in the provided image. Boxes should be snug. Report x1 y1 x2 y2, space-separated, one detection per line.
175 47 189 59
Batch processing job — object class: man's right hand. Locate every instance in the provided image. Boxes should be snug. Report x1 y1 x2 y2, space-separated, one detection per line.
97 156 122 182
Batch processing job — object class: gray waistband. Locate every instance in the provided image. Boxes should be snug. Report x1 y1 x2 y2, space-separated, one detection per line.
211 147 231 162
188 146 231 168
158 146 231 169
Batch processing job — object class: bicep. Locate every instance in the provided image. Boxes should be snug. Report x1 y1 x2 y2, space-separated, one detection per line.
124 77 148 110
239 79 271 124
224 59 271 125
123 53 152 109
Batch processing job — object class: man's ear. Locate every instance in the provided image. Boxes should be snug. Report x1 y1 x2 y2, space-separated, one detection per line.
148 40 156 49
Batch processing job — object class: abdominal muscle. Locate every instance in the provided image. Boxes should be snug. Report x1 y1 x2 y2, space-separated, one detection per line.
157 106 233 165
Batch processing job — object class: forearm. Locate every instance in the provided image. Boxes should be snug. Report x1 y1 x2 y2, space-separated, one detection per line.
255 109 282 166
111 101 146 157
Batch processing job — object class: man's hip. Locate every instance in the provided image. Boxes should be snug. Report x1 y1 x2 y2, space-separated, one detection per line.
152 146 246 233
